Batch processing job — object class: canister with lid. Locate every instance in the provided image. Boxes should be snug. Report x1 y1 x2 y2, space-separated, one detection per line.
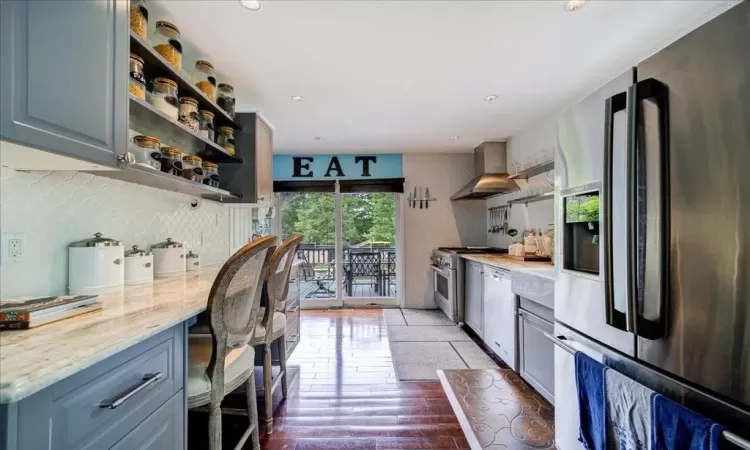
178 97 200 132
216 126 235 155
129 0 148 40
130 135 161 170
217 83 236 118
198 110 215 141
124 245 153 286
153 21 182 70
202 161 219 187
150 77 179 120
68 233 125 295
182 155 204 182
160 147 183 176
129 54 146 100
152 238 185 278
186 251 201 272
194 60 217 101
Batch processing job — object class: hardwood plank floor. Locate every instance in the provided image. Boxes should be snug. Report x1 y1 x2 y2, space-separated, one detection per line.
187 308 554 449
258 309 464 449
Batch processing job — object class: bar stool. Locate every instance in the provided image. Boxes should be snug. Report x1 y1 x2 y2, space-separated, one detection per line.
251 233 304 433
186 236 277 450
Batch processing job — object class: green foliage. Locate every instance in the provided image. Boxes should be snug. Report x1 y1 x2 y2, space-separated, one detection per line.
281 193 396 246
565 194 599 223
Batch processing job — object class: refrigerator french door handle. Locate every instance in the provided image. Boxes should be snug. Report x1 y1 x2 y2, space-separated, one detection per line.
629 78 670 340
603 91 629 332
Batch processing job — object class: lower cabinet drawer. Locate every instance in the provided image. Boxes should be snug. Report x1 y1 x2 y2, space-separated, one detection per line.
110 391 184 450
13 325 184 450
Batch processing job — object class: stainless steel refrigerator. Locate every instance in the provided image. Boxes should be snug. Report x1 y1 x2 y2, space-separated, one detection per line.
552 2 750 448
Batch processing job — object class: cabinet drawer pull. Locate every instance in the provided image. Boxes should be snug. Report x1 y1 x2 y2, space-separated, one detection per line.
99 372 163 409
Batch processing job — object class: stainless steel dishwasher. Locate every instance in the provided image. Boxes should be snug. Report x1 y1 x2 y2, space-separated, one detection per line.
512 271 555 405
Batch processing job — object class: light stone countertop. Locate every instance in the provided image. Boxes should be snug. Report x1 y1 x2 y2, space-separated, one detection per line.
460 253 555 273
0 267 221 404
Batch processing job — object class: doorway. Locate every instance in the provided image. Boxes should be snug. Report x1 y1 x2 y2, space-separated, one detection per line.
279 185 400 308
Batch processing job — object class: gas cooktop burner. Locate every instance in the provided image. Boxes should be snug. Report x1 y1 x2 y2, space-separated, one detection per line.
437 247 507 254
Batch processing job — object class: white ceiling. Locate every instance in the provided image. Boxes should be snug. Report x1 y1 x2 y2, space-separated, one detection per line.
156 0 732 153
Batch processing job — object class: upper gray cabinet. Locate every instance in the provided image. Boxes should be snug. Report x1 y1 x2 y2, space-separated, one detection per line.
0 0 127 169
220 113 274 204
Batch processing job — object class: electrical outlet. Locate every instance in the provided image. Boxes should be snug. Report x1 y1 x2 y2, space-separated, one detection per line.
1 233 26 263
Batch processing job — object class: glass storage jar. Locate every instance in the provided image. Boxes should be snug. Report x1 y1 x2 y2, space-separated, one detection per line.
178 97 199 132
194 60 217 101
202 161 220 187
150 77 178 120
130 135 161 170
160 147 183 176
216 83 236 118
153 21 182 70
129 0 148 40
182 155 204 182
216 126 235 155
129 54 146 100
198 110 215 141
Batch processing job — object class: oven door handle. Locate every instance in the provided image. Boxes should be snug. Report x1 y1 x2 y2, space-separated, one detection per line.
431 264 452 278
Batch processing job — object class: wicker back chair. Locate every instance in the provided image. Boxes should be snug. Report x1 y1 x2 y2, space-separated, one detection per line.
251 233 304 433
187 235 277 450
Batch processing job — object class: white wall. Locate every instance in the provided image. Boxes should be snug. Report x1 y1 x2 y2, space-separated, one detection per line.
402 153 486 309
0 167 229 298
487 113 557 249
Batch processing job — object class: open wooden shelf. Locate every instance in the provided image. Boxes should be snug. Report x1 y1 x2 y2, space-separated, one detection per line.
129 95 241 164
129 32 241 131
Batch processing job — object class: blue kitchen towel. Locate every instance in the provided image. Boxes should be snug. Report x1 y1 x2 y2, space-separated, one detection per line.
575 351 608 450
651 393 725 450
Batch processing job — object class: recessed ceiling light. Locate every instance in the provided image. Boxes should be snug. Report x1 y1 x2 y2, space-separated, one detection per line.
314 136 324 140
239 0 262 11
291 95 304 102
485 94 498 102
450 136 459 140
565 0 588 12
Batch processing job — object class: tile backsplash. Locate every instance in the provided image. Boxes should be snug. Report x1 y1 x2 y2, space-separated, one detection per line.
0 167 229 298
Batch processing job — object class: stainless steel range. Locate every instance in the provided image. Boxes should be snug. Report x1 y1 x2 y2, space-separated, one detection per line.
431 247 505 323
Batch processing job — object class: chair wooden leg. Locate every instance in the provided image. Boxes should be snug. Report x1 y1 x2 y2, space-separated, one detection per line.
279 334 289 399
263 343 274 434
208 402 222 450
246 375 261 450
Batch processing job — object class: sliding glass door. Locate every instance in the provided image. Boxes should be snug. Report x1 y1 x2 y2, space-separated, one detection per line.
279 185 400 308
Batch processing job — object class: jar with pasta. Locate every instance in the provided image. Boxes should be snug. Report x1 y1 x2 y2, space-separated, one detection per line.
217 83 236 118
194 60 217 101
129 0 148 40
216 126 235 155
178 97 199 132
129 54 146 100
160 147 183 176
182 155 204 182
198 110 215 141
130 135 161 171
202 161 220 187
153 21 182 70
149 77 178 120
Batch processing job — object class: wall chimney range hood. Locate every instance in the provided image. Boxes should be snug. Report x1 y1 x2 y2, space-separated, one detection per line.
450 141 519 200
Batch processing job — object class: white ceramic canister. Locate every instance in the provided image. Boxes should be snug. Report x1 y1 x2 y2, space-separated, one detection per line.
68 232 124 295
124 245 154 285
185 250 200 272
152 238 186 278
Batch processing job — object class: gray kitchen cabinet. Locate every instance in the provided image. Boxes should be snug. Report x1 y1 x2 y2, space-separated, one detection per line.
221 113 274 204
518 305 555 404
0 325 185 450
0 0 128 169
464 261 484 337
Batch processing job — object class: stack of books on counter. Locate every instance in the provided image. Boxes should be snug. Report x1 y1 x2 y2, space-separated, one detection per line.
0 295 102 330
